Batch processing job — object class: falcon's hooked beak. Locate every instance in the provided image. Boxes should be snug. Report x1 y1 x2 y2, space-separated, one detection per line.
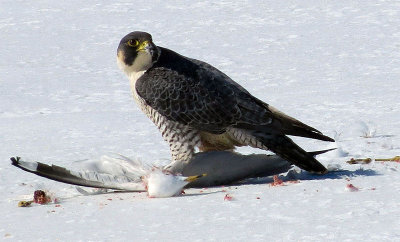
137 40 151 52
117 31 160 76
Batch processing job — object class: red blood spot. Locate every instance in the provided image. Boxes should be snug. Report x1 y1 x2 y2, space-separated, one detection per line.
224 194 233 201
55 204 61 207
107 198 112 201
346 183 359 192
270 175 284 186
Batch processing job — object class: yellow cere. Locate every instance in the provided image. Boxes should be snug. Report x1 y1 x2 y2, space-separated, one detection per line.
137 41 149 51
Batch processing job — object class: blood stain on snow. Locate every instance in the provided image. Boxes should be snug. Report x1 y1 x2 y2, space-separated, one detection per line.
224 194 234 201
269 175 299 187
270 175 284 186
346 183 360 192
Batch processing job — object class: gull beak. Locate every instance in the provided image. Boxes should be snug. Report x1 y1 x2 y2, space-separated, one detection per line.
184 173 207 182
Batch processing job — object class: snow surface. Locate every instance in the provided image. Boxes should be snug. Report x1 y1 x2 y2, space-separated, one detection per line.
1 0 400 241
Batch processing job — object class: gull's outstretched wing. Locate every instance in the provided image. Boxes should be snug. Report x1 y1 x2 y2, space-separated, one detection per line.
10 157 146 192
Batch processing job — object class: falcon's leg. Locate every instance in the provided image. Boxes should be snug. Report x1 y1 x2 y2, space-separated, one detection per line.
158 120 201 173
138 103 201 173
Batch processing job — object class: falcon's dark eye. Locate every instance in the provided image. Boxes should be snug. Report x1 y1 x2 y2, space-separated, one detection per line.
127 39 139 47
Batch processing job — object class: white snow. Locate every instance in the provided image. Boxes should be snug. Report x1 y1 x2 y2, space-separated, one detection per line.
1 0 400 241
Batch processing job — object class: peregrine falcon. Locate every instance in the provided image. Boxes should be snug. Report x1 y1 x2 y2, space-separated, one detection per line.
117 31 334 174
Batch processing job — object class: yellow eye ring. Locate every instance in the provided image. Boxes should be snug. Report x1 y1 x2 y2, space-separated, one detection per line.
127 39 139 47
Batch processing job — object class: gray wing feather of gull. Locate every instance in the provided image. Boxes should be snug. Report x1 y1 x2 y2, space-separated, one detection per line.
10 157 146 192
11 149 334 190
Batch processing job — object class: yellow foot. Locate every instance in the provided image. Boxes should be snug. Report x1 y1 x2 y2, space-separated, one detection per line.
347 158 372 164
347 156 400 164
375 156 400 162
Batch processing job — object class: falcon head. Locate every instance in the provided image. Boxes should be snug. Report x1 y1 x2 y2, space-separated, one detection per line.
117 31 160 76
